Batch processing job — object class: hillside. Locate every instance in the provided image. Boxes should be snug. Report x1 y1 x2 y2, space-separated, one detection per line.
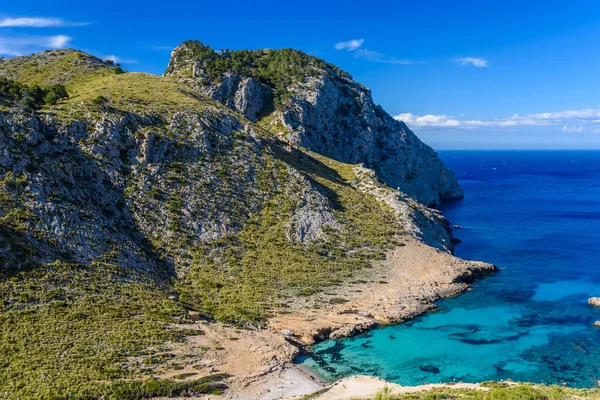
0 46 492 399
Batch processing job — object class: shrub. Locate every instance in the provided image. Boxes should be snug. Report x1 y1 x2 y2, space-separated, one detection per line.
43 84 68 105
0 77 69 109
92 95 109 106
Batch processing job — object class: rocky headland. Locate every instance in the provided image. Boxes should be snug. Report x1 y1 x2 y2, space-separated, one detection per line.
0 43 495 400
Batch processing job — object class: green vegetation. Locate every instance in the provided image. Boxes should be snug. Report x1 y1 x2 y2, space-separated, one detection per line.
0 261 215 399
0 49 112 86
101 374 229 399
0 49 212 117
367 383 600 399
178 144 403 324
166 40 351 106
0 77 68 109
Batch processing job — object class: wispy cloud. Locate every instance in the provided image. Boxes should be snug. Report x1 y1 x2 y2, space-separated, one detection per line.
563 125 584 133
354 49 422 65
103 54 138 64
334 39 364 51
455 57 488 67
395 108 600 131
335 39 421 65
0 17 90 28
0 35 72 56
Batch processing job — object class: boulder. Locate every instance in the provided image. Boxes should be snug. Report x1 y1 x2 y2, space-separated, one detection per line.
588 297 600 307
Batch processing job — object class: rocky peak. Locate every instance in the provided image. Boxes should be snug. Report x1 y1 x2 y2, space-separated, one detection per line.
165 41 463 206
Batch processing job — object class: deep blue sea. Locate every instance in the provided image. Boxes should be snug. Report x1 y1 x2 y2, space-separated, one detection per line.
301 150 600 388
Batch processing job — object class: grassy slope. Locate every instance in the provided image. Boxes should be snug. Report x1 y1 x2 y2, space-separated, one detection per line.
0 52 238 399
178 144 403 324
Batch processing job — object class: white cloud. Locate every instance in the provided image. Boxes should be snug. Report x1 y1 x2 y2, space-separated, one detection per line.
0 35 72 56
455 57 488 67
103 54 138 64
48 35 71 48
563 125 584 133
354 49 421 65
335 39 364 51
334 39 421 65
396 113 462 127
394 108 600 131
0 17 89 28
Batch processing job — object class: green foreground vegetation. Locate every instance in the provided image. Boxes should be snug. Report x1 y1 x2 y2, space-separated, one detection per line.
0 261 228 398
369 382 600 399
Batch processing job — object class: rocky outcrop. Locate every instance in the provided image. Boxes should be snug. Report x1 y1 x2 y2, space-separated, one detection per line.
589 297 600 307
165 41 463 206
0 107 336 270
284 168 339 243
189 71 267 121
277 75 463 206
352 165 454 250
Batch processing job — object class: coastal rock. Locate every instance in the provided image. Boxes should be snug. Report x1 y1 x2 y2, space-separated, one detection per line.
589 297 600 307
351 165 455 250
165 41 463 206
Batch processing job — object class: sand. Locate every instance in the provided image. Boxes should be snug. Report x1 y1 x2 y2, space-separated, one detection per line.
284 375 487 400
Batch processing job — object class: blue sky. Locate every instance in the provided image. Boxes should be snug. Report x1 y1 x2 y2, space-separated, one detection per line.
2 0 600 149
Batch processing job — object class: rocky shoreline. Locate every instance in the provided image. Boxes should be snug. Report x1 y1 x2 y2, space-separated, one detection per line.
165 239 497 399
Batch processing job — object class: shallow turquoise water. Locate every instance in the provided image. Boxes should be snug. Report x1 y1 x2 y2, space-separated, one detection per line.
301 151 600 388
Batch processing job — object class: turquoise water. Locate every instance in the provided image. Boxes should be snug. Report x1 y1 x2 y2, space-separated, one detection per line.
301 151 600 388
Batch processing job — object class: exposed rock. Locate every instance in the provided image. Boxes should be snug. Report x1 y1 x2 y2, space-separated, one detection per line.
351 165 455 250
189 71 267 121
164 42 463 206
0 108 335 270
589 297 600 307
284 169 339 243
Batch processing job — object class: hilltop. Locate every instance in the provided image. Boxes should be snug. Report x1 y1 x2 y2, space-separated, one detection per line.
0 44 494 399
164 41 463 206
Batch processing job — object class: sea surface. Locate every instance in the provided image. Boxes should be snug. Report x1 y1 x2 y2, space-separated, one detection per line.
300 150 600 388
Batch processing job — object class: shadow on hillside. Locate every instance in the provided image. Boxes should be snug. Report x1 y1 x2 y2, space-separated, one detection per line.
269 138 347 210
0 224 40 280
0 123 177 285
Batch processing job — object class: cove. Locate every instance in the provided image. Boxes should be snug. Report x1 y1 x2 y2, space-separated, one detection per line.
300 150 600 388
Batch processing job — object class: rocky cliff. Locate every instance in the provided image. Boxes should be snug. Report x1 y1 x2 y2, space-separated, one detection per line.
164 41 463 206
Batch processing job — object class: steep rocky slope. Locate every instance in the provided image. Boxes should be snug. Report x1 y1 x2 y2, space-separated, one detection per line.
0 46 490 399
164 41 463 206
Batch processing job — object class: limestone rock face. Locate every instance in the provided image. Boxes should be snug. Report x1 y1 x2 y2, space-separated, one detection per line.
0 107 337 270
196 72 266 121
267 74 463 206
165 42 463 206
175 59 268 122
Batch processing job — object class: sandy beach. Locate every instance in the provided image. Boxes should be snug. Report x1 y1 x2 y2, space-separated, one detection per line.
149 239 495 399
283 375 488 400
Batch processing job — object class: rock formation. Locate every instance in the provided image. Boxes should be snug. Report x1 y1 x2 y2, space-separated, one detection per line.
164 41 463 206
